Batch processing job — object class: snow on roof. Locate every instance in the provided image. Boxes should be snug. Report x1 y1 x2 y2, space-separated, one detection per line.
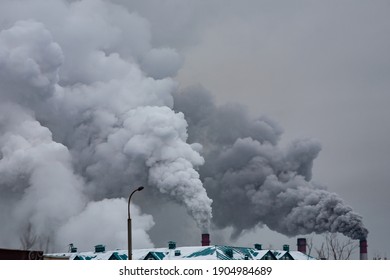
272 250 292 259
288 251 316 260
46 245 316 260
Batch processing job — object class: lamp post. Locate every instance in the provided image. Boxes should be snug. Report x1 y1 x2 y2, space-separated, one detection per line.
128 186 144 260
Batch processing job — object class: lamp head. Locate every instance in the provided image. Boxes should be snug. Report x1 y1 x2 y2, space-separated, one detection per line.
137 186 144 191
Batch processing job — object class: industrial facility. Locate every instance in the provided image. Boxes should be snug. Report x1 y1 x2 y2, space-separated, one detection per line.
1 233 369 260
43 235 369 261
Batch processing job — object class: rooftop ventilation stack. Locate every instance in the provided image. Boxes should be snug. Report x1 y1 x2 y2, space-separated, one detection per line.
168 241 176 250
94 244 105 253
174 250 181 256
69 243 77 253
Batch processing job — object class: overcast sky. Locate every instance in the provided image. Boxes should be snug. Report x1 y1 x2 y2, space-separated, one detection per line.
118 0 390 258
0 0 389 259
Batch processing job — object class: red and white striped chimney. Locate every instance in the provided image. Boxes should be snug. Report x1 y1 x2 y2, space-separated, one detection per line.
297 238 307 254
201 233 210 246
359 239 368 260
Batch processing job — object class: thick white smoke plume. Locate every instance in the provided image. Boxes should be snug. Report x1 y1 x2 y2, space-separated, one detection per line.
0 103 86 249
56 199 155 251
173 86 368 240
0 0 211 252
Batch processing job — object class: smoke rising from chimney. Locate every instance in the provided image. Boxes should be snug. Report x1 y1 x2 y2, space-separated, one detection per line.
173 86 368 241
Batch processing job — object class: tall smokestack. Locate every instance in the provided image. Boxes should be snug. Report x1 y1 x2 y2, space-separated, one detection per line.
297 238 307 254
359 239 368 260
201 233 210 246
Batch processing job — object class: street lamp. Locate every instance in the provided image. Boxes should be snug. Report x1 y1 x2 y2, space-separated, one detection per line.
128 186 144 260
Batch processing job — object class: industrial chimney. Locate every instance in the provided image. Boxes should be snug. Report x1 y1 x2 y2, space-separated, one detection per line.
359 239 368 260
297 238 307 254
201 233 210 246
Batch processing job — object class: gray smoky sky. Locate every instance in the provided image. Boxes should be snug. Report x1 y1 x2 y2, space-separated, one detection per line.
0 0 389 259
178 1 389 257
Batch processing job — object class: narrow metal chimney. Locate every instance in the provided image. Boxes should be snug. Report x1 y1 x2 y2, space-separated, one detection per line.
201 233 210 246
359 239 368 260
297 238 307 254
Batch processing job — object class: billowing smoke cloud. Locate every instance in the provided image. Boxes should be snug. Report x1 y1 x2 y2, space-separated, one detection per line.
56 199 155 251
0 103 86 249
173 86 368 240
0 0 212 252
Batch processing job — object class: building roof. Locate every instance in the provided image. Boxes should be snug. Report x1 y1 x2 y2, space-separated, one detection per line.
288 251 317 260
272 250 294 260
46 245 316 260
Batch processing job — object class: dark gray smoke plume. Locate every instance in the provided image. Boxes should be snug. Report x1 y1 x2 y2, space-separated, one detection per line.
173 86 368 240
